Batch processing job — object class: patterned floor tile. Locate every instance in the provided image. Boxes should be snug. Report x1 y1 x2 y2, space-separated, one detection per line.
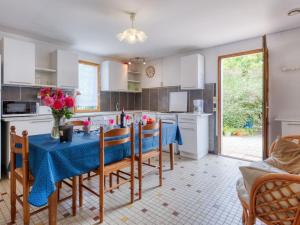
0 153 265 224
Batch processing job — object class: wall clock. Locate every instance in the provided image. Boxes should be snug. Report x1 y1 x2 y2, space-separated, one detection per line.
145 65 155 78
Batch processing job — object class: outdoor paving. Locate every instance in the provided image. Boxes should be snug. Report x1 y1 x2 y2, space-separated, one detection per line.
222 135 262 161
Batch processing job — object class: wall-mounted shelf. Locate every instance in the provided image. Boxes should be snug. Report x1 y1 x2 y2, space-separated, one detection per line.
128 79 141 83
127 90 142 93
35 67 57 73
128 71 140 74
33 84 57 88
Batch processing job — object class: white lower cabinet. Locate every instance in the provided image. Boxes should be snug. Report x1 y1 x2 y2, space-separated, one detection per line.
3 118 53 173
281 121 300 136
178 114 210 159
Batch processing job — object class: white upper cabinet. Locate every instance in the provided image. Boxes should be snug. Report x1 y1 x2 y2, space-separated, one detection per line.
101 61 128 92
52 50 78 89
180 54 204 89
2 37 35 85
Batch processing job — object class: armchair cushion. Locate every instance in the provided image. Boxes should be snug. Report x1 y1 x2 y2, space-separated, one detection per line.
266 137 300 174
239 161 287 194
236 177 250 204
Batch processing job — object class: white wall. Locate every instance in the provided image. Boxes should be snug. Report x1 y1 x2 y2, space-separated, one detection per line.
268 28 300 141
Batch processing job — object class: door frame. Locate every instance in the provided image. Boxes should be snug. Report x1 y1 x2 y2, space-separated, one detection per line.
217 48 265 157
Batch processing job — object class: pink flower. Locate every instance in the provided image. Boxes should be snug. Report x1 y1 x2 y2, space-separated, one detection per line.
83 120 91 126
142 115 148 120
40 88 51 99
42 96 54 107
53 100 64 110
108 119 114 126
65 96 75 108
125 115 131 121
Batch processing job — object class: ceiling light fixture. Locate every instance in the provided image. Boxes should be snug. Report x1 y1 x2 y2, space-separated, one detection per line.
288 8 300 16
128 57 146 64
117 12 147 44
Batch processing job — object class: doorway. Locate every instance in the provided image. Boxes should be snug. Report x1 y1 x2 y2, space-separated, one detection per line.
218 50 264 161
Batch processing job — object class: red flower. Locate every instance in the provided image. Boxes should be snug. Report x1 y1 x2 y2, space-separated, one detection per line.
40 88 51 99
54 88 64 99
53 100 64 111
43 96 54 107
65 96 75 108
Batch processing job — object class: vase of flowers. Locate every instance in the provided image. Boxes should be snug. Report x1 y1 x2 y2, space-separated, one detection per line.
83 119 91 134
108 119 115 130
40 88 75 139
142 114 148 125
125 115 131 127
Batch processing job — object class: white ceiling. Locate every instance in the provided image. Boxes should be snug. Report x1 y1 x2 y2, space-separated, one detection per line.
0 0 300 60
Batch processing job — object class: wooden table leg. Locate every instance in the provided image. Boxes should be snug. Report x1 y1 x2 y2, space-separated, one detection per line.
169 143 174 170
49 185 58 225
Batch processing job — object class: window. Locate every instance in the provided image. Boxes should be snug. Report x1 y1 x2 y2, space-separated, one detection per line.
75 61 100 112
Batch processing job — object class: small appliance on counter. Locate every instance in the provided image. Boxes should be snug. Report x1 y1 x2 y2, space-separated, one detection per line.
193 99 204 113
2 101 38 117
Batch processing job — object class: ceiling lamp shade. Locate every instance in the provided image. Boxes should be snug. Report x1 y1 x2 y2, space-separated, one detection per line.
117 12 147 44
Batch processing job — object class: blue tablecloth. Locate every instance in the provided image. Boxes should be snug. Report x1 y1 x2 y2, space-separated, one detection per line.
26 123 182 207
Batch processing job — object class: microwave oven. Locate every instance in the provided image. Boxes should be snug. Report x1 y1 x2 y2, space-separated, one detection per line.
2 101 38 117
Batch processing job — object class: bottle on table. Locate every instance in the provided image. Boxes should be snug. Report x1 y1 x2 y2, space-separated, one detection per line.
120 108 125 128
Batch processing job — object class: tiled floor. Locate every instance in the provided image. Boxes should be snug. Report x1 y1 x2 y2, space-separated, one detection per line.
0 153 264 225
222 135 262 161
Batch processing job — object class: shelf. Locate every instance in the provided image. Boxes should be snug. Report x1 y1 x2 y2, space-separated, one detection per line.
128 79 141 83
33 84 57 88
35 67 57 73
128 71 140 75
127 90 142 93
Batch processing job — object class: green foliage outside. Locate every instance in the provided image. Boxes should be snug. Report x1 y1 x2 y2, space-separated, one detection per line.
222 53 263 136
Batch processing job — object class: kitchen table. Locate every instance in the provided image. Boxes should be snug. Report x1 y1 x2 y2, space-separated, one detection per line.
22 123 182 224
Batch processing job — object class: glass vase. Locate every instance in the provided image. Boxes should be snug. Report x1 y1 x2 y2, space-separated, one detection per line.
51 116 62 139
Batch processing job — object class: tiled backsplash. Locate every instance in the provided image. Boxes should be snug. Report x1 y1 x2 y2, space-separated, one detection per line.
1 84 217 153
139 84 215 113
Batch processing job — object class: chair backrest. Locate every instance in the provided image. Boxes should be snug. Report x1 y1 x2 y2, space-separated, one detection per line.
269 135 300 155
138 120 162 155
99 124 135 166
250 173 300 225
10 126 29 182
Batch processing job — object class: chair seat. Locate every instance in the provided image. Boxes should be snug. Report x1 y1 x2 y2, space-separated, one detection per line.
14 168 34 185
135 149 159 161
236 177 250 205
93 158 132 176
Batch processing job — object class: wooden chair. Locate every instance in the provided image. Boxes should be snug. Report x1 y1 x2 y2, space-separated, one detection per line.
136 120 162 200
79 124 135 223
9 126 77 225
239 135 300 225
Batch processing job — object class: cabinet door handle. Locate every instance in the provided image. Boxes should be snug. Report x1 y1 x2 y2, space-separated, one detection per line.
179 119 195 122
182 86 196 89
180 127 195 131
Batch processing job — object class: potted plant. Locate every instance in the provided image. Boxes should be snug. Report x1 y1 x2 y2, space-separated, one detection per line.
40 88 75 139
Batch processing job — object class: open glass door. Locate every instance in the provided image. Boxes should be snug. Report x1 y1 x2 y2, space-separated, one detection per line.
217 36 270 161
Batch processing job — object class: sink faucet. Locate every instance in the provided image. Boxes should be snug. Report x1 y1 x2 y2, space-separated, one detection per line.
116 102 119 111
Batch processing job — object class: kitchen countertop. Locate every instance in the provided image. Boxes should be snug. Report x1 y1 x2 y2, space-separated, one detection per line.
275 116 300 122
1 111 212 122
